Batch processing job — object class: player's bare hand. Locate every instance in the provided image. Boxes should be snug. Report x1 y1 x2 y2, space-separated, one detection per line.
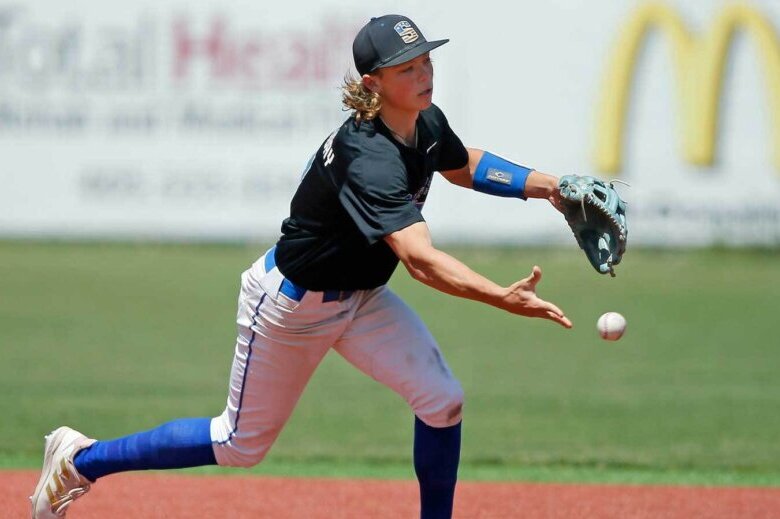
500 266 573 328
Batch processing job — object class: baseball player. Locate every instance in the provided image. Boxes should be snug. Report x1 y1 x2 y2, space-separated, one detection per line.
31 15 573 519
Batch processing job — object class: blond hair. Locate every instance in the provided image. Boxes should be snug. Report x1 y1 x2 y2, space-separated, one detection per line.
341 73 382 124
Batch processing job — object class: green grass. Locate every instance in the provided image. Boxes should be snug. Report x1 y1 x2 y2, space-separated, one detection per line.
1 242 779 485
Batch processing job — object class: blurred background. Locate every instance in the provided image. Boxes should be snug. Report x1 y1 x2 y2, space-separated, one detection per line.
1 0 779 485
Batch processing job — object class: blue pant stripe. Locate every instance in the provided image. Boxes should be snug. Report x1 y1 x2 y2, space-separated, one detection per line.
215 291 266 446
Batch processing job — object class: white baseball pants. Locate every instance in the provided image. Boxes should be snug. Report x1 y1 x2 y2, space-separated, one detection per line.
210 249 464 467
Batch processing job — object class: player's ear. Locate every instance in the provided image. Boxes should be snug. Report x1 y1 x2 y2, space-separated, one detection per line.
362 73 381 95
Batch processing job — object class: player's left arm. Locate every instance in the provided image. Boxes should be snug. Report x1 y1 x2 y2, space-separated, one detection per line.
440 148 564 213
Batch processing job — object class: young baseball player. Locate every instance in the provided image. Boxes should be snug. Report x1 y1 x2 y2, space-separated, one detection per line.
31 15 572 519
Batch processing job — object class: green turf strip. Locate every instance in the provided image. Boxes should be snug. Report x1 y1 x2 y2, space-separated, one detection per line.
2 242 779 485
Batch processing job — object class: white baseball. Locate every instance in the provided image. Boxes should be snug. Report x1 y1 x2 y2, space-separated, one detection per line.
597 312 626 341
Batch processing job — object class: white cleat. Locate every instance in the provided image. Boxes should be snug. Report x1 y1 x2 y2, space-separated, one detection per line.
30 426 97 518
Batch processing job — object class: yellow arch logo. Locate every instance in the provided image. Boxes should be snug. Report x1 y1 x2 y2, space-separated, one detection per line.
595 3 780 174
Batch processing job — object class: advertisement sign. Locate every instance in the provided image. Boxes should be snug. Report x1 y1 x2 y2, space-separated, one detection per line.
1 1 779 245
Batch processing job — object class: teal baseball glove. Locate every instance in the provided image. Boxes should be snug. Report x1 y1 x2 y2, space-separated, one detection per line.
558 175 628 277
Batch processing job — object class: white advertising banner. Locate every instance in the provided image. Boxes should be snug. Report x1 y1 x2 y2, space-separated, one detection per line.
1 1 779 244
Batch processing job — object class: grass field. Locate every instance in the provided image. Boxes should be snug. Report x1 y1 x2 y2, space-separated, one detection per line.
1 242 779 486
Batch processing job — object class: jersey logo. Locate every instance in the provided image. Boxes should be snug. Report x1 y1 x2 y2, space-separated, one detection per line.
322 131 337 166
412 174 433 211
394 21 419 44
426 141 438 154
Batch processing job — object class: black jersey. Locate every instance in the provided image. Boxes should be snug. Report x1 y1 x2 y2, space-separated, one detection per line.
275 103 468 291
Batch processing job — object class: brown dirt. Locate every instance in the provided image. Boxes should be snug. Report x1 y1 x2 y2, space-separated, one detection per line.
4 470 780 518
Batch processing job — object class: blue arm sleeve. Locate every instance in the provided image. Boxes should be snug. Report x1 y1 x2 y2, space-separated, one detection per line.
472 151 533 200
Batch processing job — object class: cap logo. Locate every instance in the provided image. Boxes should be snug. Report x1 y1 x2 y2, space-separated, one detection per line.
394 21 419 44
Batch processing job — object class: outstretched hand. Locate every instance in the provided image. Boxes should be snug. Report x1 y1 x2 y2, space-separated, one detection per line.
500 266 573 328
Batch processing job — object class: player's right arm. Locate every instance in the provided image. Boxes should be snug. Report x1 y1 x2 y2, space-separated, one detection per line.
384 222 572 328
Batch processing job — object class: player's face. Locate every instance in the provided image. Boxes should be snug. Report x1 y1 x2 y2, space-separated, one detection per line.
373 53 434 113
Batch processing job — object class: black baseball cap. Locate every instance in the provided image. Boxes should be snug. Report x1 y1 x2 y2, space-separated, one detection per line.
353 15 449 75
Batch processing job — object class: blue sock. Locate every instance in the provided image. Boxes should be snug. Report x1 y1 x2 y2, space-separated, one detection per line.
73 417 217 481
414 416 461 519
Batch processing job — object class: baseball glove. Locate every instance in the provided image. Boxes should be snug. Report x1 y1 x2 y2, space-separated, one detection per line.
558 175 628 277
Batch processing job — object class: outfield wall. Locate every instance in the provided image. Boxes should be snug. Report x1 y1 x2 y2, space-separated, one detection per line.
1 1 779 245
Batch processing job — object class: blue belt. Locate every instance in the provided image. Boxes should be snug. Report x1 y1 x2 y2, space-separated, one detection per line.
264 246 353 303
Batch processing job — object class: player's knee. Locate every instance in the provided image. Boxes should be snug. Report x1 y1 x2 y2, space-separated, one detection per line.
213 429 272 468
218 445 268 468
210 411 277 468
441 386 464 426
417 383 464 428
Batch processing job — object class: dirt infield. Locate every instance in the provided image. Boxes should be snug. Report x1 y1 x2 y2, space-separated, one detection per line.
5 470 780 518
